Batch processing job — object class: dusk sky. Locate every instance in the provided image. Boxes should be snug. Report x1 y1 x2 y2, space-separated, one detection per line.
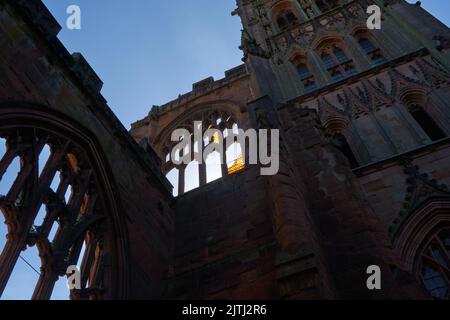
0 0 449 300
38 0 450 130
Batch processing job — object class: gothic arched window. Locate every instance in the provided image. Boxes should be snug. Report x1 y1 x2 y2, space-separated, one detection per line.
419 229 450 299
356 36 386 66
0 123 121 300
276 10 298 30
320 45 356 81
410 105 446 142
163 110 245 196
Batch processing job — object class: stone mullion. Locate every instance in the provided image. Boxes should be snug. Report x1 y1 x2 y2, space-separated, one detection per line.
66 171 92 219
0 137 45 297
87 241 105 298
5 139 46 203
178 165 186 196
34 145 72 238
0 240 24 297
29 145 74 301
40 192 64 238
56 170 72 202
32 266 59 300
22 141 70 231
437 238 450 262
80 238 98 289
68 194 98 269
390 103 425 144
221 142 228 178
32 170 91 300
0 142 21 181
199 161 207 186
5 160 34 202
343 34 371 70
52 171 92 256
38 169 73 238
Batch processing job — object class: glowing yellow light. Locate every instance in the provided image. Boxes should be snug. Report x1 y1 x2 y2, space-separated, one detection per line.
213 132 220 144
228 154 245 175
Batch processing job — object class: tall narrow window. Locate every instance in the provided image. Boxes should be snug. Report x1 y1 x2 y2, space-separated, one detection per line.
333 134 359 169
297 63 317 93
0 128 114 300
357 37 386 66
410 105 446 141
320 45 356 81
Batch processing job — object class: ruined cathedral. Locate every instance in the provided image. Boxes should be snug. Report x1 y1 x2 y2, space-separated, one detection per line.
0 0 450 300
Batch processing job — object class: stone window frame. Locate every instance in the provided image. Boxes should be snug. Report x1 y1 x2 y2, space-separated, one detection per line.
270 0 300 32
316 39 357 82
0 102 128 300
160 108 244 196
290 53 318 93
393 200 450 300
352 30 387 66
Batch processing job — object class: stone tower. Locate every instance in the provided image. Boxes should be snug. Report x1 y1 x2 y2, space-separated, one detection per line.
130 0 450 299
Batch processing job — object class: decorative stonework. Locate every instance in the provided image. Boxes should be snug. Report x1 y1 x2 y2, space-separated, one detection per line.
389 159 450 239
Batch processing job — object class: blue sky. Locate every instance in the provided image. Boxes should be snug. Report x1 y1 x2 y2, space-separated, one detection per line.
41 0 244 129
0 0 449 300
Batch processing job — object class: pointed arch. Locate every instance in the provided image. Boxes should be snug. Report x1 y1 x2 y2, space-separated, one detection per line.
0 101 130 300
394 199 450 299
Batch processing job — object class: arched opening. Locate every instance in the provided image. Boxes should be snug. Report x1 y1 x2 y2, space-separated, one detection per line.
332 134 359 169
353 31 387 66
410 105 446 142
319 43 356 81
0 102 129 300
184 160 200 193
0 142 21 268
160 107 243 195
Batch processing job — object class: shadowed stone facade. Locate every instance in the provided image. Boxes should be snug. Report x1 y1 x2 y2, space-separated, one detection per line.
1 0 450 299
